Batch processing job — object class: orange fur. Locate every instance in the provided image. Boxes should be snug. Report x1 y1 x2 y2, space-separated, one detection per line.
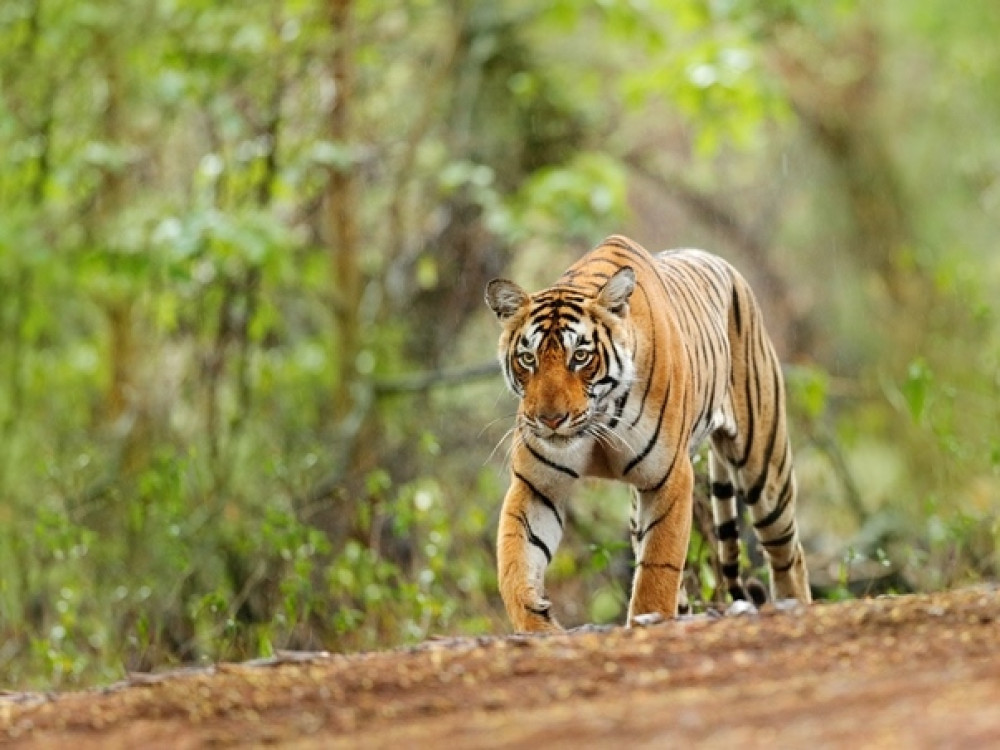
486 235 810 632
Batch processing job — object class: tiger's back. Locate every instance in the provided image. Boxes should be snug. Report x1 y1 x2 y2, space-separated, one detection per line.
486 235 810 632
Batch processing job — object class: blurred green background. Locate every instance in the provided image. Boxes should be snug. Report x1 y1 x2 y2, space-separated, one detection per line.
1 0 998 688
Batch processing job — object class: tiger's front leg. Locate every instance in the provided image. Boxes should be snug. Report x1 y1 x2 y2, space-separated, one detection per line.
627 457 694 625
496 475 566 633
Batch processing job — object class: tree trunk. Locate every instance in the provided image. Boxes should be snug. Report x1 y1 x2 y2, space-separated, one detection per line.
327 0 361 420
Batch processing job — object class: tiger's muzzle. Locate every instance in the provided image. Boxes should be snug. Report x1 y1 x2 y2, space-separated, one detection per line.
524 408 591 442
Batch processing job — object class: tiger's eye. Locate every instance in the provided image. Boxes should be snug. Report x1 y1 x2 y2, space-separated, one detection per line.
518 352 536 368
572 349 592 365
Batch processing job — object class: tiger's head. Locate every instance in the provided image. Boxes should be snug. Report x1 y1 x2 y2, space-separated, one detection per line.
485 266 637 443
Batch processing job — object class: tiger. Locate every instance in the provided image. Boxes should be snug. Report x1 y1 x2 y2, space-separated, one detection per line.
485 234 811 632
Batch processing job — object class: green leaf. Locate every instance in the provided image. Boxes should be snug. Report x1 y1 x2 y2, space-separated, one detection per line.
901 358 934 423
787 365 830 421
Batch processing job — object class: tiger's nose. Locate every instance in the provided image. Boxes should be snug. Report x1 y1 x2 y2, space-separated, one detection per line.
538 412 568 429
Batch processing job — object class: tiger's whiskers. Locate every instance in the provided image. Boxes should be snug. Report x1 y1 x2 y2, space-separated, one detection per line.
587 419 639 455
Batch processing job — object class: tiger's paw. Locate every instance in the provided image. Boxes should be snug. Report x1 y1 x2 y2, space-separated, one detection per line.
630 612 667 628
512 601 562 634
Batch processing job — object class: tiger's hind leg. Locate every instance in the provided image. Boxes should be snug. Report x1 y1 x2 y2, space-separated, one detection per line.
731 434 810 604
713 420 810 604
708 446 750 603
719 294 811 604
752 465 810 603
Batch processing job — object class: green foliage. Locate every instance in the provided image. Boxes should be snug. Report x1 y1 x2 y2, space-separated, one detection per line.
2 0 1000 689
786 365 831 422
510 152 627 241
685 525 718 607
900 358 934 424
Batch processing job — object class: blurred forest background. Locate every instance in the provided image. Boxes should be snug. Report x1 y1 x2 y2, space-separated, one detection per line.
1 0 998 688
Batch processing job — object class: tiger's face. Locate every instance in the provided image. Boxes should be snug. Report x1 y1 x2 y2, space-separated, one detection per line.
486 267 637 443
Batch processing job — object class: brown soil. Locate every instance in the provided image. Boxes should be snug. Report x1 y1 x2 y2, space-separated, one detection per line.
3 585 1000 749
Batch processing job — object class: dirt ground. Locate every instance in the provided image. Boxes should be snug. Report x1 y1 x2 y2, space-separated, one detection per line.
3 585 1000 749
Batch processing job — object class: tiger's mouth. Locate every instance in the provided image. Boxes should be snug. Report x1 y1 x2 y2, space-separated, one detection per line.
536 430 581 445
525 410 591 442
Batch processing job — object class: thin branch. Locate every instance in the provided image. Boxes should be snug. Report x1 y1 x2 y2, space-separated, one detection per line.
373 361 500 396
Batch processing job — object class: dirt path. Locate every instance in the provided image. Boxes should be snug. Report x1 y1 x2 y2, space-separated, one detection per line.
3 585 1000 748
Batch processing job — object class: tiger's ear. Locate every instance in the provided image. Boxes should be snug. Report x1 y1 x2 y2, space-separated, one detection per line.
597 266 636 317
485 278 529 321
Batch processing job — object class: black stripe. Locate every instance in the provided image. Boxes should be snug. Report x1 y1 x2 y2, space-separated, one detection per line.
510 511 552 563
752 479 794 530
628 285 658 428
558 257 622 287
601 235 641 255
585 371 608 395
525 441 580 479
721 562 740 579
624 385 670 475
637 469 670 494
525 603 552 620
732 285 743 335
744 477 765 505
597 319 624 375
695 369 719 444
753 356 784 483
607 392 629 430
636 511 668 543
711 481 735 499
770 517 796 540
682 257 729 309
591 374 619 395
537 298 584 316
662 269 715 336
636 560 682 572
770 548 800 573
608 329 625 376
715 519 739 542
733 312 759 469
762 529 796 548
636 437 685 493
514 471 564 528
728 584 747 601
